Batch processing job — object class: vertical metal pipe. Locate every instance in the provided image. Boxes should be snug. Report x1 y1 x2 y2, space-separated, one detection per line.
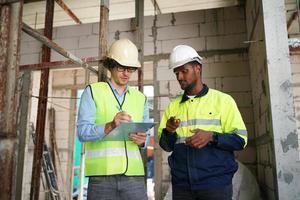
0 1 23 199
0 5 13 200
135 0 144 92
98 0 109 82
29 0 54 199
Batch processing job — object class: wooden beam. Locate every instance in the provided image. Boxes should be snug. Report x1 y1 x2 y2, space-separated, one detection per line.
98 0 109 81
55 0 82 24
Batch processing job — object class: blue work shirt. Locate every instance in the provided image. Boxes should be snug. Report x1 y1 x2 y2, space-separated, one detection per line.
77 80 150 147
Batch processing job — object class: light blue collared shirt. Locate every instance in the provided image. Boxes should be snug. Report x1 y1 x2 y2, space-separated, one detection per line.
77 81 150 147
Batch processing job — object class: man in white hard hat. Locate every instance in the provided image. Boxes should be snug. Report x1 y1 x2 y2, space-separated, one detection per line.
158 45 248 200
77 39 149 200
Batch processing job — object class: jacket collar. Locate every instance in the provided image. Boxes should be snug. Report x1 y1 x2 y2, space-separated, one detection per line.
180 84 209 103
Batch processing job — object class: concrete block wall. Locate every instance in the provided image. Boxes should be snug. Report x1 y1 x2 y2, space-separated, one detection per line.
291 53 300 156
246 1 276 199
20 5 254 200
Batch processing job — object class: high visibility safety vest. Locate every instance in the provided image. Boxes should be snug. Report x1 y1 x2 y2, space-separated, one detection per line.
85 82 146 176
158 88 247 146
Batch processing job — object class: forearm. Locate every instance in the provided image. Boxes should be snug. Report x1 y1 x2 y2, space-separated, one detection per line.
77 123 106 142
159 128 177 152
213 132 245 151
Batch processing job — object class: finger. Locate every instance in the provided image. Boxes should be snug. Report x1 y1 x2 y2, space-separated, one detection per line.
190 129 199 133
136 132 147 136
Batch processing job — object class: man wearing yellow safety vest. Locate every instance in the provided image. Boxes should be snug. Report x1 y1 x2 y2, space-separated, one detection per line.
77 39 149 200
158 45 248 200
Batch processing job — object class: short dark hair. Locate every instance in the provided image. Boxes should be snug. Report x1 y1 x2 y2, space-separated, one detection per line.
188 60 202 67
103 58 119 70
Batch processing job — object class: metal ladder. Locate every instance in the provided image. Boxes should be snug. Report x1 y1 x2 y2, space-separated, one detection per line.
42 143 61 200
30 123 61 200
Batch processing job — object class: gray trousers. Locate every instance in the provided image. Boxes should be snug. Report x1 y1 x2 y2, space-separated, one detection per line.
87 175 147 200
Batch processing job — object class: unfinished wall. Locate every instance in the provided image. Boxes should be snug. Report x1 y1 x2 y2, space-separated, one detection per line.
291 51 300 155
246 0 300 199
245 1 277 199
20 6 255 200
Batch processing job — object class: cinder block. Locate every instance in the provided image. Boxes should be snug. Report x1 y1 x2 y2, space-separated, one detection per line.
290 54 300 64
56 138 69 149
21 32 39 42
52 71 75 87
161 37 205 53
224 19 246 34
169 80 183 97
220 53 248 62
175 10 205 25
109 19 132 33
265 167 275 190
224 6 245 20
79 35 99 49
158 81 169 95
55 24 93 38
55 129 69 140
235 146 256 163
20 53 40 65
206 33 247 50
157 67 176 81
203 61 250 78
144 28 153 42
292 73 300 84
202 78 216 89
240 107 254 123
144 15 155 29
159 97 171 110
200 22 218 36
54 111 70 122
291 63 300 74
229 92 253 107
157 24 199 40
144 41 163 56
20 41 42 54
158 59 169 67
204 9 218 22
53 37 79 50
221 76 251 92
245 123 255 139
75 47 98 58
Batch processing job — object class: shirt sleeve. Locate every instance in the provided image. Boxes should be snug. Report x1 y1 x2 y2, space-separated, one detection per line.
76 86 106 142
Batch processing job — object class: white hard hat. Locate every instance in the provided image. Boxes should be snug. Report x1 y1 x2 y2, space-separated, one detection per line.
169 45 202 69
107 39 141 68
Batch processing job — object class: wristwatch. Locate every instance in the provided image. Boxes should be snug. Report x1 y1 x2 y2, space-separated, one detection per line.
211 132 218 145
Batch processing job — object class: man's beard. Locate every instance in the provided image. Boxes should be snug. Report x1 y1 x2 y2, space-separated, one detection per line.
180 80 197 94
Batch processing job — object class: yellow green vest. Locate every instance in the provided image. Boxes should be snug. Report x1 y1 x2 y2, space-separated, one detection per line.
85 82 146 176
158 88 247 146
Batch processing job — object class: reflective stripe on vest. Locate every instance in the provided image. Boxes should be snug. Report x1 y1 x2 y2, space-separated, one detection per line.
84 82 145 176
180 119 221 126
85 148 142 160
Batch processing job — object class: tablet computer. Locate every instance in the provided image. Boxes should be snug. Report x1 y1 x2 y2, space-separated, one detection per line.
102 122 157 141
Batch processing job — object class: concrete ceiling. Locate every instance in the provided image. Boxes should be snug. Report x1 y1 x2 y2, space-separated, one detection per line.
22 0 299 36
22 0 242 29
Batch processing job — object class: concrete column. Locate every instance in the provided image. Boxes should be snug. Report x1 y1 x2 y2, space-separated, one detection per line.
262 0 300 199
